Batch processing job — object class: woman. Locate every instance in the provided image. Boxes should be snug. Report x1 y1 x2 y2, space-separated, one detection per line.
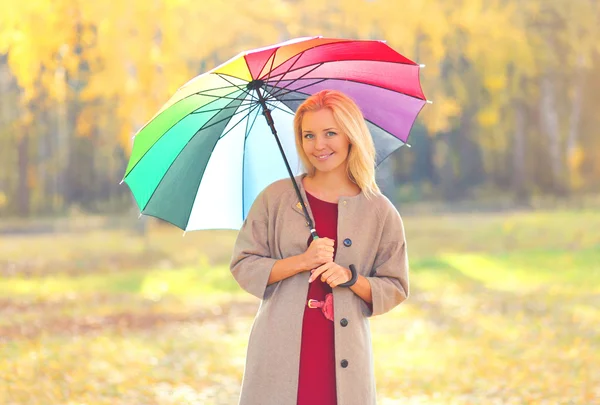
230 89 409 405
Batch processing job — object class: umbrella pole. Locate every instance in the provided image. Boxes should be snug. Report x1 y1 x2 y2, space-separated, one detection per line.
253 86 319 240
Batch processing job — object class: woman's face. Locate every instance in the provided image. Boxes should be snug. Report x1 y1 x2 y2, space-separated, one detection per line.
301 108 351 175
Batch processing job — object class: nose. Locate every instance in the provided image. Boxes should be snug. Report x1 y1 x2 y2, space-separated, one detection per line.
314 135 326 150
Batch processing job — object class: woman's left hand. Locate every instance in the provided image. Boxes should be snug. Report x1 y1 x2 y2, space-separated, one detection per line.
308 262 352 288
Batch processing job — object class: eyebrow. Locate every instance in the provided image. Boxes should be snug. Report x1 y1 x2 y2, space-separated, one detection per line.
302 127 338 133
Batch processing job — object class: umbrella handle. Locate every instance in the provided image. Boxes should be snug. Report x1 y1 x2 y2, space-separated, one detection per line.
338 264 358 288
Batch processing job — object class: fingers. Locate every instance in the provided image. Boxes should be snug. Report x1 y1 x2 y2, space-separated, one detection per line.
319 250 334 262
309 262 331 283
322 237 335 247
306 238 336 269
314 241 334 264
322 266 351 287
314 237 335 248
318 245 335 253
327 274 346 288
310 263 351 287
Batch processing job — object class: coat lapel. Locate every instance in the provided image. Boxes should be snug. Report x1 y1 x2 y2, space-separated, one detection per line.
290 174 314 227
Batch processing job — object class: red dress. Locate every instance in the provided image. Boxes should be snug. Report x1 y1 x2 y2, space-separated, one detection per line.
297 191 338 405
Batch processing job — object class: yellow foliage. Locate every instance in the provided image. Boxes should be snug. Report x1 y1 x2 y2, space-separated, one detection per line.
420 93 462 134
568 145 585 190
0 0 599 167
76 106 95 138
477 107 500 128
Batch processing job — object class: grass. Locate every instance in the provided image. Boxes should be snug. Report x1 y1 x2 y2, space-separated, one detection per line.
1 209 599 404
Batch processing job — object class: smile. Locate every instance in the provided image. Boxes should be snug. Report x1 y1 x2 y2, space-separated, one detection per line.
314 153 334 161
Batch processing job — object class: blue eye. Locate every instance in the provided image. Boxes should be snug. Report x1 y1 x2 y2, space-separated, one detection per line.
326 131 337 137
303 133 314 139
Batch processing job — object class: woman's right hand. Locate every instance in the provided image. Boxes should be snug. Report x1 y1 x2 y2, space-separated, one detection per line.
301 237 335 271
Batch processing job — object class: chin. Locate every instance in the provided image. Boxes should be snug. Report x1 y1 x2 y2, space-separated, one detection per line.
311 162 342 173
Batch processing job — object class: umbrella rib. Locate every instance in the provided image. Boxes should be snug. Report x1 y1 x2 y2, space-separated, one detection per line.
218 103 260 140
260 49 279 84
265 64 325 100
264 50 307 93
126 89 247 180
268 98 308 103
265 58 418 83
215 73 257 102
192 82 249 95
267 103 296 117
190 99 258 115
185 93 251 103
182 98 259 231
195 103 256 135
257 39 359 81
134 87 245 137
241 100 263 218
139 95 248 215
269 77 427 102
244 100 262 141
266 78 327 101
131 101 254 184
161 79 249 109
274 87 412 144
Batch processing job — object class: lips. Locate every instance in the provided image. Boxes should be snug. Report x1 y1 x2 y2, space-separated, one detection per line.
314 152 334 161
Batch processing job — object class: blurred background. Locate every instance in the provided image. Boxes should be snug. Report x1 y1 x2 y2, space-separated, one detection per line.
1 1 599 404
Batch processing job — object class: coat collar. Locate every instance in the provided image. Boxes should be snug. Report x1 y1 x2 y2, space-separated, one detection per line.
291 174 313 220
290 173 365 219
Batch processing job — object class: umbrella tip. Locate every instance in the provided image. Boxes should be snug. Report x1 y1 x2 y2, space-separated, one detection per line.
119 179 124 185
182 231 187 237
419 64 426 68
426 100 433 104
406 143 412 148
138 213 143 219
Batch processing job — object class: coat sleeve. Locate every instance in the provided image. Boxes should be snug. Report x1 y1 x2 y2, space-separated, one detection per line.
361 202 409 317
229 190 277 300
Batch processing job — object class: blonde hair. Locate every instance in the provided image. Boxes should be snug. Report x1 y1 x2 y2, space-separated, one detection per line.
293 89 380 198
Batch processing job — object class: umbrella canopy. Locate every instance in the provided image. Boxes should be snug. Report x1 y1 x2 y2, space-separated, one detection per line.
122 36 427 232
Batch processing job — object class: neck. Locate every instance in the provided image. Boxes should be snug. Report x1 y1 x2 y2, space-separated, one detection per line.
306 165 360 199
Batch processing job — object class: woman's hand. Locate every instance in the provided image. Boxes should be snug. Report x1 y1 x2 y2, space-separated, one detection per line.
301 237 335 270
309 262 352 288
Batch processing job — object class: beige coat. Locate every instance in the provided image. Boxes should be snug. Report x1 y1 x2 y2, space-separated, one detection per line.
230 174 409 405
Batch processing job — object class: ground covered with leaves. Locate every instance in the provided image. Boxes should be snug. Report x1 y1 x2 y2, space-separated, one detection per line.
1 209 599 404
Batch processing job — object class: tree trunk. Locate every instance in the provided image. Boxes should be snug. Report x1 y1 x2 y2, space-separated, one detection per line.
566 54 585 191
512 97 529 204
0 60 10 212
457 107 485 190
56 64 68 212
539 71 564 194
17 133 30 217
434 134 459 200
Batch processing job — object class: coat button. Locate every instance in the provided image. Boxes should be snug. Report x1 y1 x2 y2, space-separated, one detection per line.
343 238 352 247
340 318 348 327
341 359 349 368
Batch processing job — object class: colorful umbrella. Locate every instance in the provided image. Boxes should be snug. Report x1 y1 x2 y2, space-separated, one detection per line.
122 36 428 233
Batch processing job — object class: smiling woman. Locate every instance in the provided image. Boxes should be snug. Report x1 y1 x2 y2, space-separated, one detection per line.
230 90 410 405
294 90 380 201
299 109 352 177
